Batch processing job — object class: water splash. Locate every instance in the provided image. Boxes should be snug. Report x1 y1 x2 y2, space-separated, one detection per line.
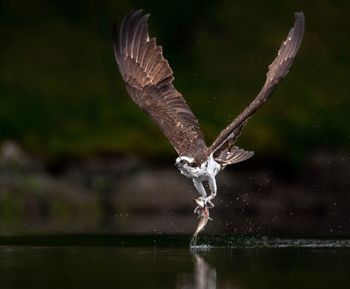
196 236 350 248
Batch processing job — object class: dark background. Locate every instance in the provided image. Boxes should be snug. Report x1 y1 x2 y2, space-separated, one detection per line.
0 0 349 236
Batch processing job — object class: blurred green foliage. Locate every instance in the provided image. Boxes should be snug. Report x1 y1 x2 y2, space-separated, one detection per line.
0 0 349 160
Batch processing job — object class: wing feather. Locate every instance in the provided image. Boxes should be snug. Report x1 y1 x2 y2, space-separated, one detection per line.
209 12 305 156
113 10 207 161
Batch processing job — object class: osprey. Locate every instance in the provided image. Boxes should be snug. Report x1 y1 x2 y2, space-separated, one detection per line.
113 10 304 236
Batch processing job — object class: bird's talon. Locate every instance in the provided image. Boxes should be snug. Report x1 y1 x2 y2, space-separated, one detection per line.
194 206 200 214
203 198 215 208
193 197 205 208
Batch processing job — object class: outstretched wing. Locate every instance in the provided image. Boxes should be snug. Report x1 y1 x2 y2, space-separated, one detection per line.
208 12 305 156
113 10 207 158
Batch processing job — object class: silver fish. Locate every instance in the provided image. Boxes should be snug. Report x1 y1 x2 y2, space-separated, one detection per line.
190 206 212 247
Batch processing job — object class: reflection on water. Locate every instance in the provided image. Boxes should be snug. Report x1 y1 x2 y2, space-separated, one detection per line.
177 252 217 289
193 253 217 289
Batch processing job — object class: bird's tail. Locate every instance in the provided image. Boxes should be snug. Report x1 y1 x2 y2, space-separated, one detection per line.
214 146 254 168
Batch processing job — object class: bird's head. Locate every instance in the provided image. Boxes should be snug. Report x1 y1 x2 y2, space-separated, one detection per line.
175 156 199 177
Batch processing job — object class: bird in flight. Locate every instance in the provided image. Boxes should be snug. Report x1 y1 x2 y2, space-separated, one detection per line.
113 10 305 241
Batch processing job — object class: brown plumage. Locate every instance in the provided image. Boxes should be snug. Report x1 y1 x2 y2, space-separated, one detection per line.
113 10 207 164
113 10 305 167
208 12 305 160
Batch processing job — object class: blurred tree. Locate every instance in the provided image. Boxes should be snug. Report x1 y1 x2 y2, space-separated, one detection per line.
0 0 349 161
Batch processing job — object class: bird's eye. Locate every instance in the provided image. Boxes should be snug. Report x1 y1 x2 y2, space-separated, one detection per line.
188 162 196 167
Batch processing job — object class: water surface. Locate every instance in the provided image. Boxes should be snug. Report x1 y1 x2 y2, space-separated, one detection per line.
1 236 349 289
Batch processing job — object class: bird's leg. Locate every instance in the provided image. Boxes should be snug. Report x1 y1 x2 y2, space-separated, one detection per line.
205 176 217 208
192 178 207 214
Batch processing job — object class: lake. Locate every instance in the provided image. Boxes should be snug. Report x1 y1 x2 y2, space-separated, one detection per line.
0 235 349 289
